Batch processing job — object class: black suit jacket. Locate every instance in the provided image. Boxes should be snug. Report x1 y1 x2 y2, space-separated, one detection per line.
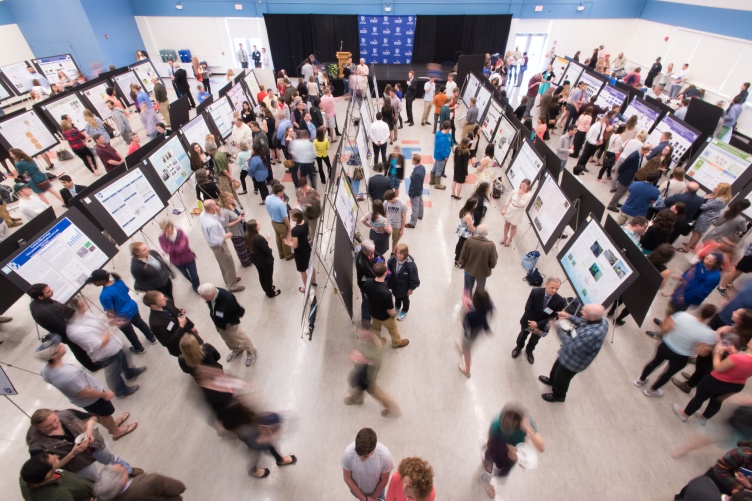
173 68 190 93
205 288 245 329
148 299 199 357
61 185 87 207
665 191 705 227
368 174 392 202
406 78 417 99
519 288 566 332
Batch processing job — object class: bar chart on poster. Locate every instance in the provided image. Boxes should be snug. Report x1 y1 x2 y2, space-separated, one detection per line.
0 110 58 154
686 138 752 192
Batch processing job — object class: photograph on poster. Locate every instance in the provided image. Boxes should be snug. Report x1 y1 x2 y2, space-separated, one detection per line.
113 71 141 106
560 62 583 88
92 168 165 238
686 138 752 192
493 113 517 166
558 219 635 305
226 82 250 113
1 61 35 94
526 173 576 253
481 99 503 141
42 93 88 130
462 73 480 108
1 216 110 303
551 56 569 83
476 86 492 119
132 61 160 93
147 136 193 194
244 71 261 105
207 98 235 139
0 110 58 154
335 175 358 241
623 96 661 135
647 115 700 169
181 114 213 150
33 55 79 85
81 82 114 120
575 71 605 100
506 140 544 189
595 84 627 111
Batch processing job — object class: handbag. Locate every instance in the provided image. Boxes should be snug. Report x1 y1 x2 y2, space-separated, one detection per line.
522 250 540 272
35 179 51 191
306 198 322 220
231 179 241 190
283 159 294 169
56 148 74 161
352 166 365 181
103 122 116 137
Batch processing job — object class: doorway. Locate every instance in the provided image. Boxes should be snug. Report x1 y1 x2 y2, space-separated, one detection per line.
512 33 547 80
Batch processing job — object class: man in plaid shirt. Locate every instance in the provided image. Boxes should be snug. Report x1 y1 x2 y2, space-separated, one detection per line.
539 304 608 402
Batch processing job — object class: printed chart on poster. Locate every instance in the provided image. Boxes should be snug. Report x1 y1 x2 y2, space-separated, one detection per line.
560 62 583 87
551 56 569 83
226 82 249 113
575 71 605 100
686 138 752 192
1 216 110 303
41 93 88 130
595 84 628 111
1 61 34 94
335 174 358 241
527 173 576 253
506 140 544 190
558 218 636 306
476 86 493 120
0 110 58 154
113 71 141 106
462 73 480 108
207 98 235 139
243 71 261 105
494 113 517 166
180 114 213 151
623 97 661 135
132 61 161 93
359 101 372 141
0 79 10 101
81 82 114 120
481 99 503 141
91 168 165 240
146 136 193 194
647 114 700 168
357 125 371 178
33 55 79 85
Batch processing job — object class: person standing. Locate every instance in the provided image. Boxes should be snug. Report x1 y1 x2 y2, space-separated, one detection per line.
451 138 472 200
421 77 435 126
367 163 392 203
14 183 51 222
512 278 567 365
11 149 64 205
207 142 242 208
363 262 409 348
462 97 479 140
236 43 249 69
197 283 257 366
387 244 419 321
355 240 381 322
199 200 245 293
432 86 448 134
669 63 689 99
455 198 477 268
456 288 493 378
344 321 401 417
500 179 533 247
245 219 281 298
265 183 294 260
556 125 576 170
93 134 124 172
251 45 261 68
370 112 390 167
522 74 542 118
459 224 497 296
405 154 425 229
158 220 200 293
287 210 312 294
129 242 174 299
361 200 392 256
151 76 170 127
261 47 272 70
430 121 453 190
341 428 394 500
60 119 100 175
405 71 417 126
172 63 194 108
578 112 612 166
539 305 608 402
386 458 435 501
143 291 201 357
607 144 652 211
645 57 662 88
106 100 132 146
219 192 253 268
614 171 661 225
383 190 407 252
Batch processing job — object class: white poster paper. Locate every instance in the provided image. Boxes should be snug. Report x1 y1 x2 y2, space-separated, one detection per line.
359 101 372 142
506 141 543 189
494 113 517 166
132 61 160 93
0 81 10 101
575 71 605 100
226 82 250 113
647 114 700 169
335 175 358 241
623 97 661 136
595 84 627 111
560 62 584 88
481 99 503 142
552 56 569 85
2 217 108 303
476 86 492 119
527 173 574 251
357 125 371 181
181 114 213 150
686 138 752 192
82 82 114 120
1 61 34 94
113 71 141 106
0 110 57 154
34 55 79 85
244 71 261 105
42 93 88 130
463 73 480 108
147 136 193 194
207 97 235 139
93 169 165 238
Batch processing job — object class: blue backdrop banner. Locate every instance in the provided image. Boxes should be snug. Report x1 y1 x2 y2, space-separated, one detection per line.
358 15 415 65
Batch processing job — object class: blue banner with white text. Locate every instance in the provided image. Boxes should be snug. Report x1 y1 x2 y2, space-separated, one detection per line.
358 15 415 65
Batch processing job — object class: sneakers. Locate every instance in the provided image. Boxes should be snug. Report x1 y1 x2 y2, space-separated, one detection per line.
245 351 257 367
148 337 158 345
129 346 146 354
645 331 662 340
696 414 707 426
228 285 246 292
116 385 140 399
633 378 648 387
125 367 146 381
672 403 688 422
391 339 409 348
226 350 242 362
671 377 692 394
396 311 407 321
716 286 728 298
643 388 664 398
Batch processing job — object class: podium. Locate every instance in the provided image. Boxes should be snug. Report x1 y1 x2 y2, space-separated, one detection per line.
336 51 351 78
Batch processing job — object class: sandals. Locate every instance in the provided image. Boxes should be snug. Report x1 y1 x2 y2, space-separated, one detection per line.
299 287 305 293
311 282 318 287
276 455 297 467
250 468 271 478
675 247 689 253
271 290 282 297
112 422 138 441
115 412 130 427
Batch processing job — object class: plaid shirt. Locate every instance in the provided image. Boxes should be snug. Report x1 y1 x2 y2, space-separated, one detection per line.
557 316 608 372
713 446 752 493
62 128 87 150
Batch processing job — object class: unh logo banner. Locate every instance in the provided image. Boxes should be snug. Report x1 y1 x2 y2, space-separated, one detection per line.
358 15 415 65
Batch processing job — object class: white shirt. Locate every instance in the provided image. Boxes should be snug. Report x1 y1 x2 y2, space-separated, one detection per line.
423 82 435 102
18 195 48 222
237 49 248 63
200 211 226 248
585 121 607 145
672 69 688 84
612 55 627 70
231 123 253 146
357 64 369 76
66 310 122 362
445 80 457 97
370 120 390 145
341 442 393 496
262 52 272 68
301 63 314 82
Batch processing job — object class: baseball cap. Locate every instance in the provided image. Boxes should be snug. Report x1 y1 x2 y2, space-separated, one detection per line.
85 269 109 284
13 182 30 193
35 334 62 360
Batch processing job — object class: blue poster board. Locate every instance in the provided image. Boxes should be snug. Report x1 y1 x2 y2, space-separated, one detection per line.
358 15 415 65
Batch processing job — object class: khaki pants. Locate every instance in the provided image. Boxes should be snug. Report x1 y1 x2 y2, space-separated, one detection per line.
158 101 171 127
372 316 401 345
616 211 630 226
421 101 432 124
272 221 293 259
462 123 475 140
218 176 242 208
348 384 400 415
217 323 255 354
391 228 402 252
210 242 238 288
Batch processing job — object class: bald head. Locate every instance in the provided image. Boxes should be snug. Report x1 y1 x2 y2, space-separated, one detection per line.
476 224 489 238
203 200 217 213
582 304 605 321
686 181 700 193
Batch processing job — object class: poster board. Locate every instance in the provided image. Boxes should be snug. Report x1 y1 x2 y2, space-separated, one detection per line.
0 208 118 303
559 62 584 87
560 169 606 231
357 125 371 178
252 68 276 95
334 214 355 320
0 61 34 94
595 84 628 112
144 134 193 195
84 165 167 245
359 101 372 142
206 96 235 140
506 139 544 190
557 217 638 307
0 77 12 101
623 96 661 135
685 138 752 193
0 109 59 156
476 85 493 123
493 112 517 167
79 81 114 121
113 71 141 106
551 56 569 83
481 99 503 142
180 113 214 151
462 73 481 108
36 92 89 132
226 82 251 113
335 173 358 241
124 136 165 169
575 70 606 102
243 70 262 106
647 114 701 169
32 54 81 85
131 60 162 93
526 172 576 254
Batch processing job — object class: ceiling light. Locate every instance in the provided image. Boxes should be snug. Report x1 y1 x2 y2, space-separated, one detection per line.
175 1 183 10
576 3 585 11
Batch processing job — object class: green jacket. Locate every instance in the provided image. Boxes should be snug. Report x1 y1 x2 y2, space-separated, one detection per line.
20 470 93 501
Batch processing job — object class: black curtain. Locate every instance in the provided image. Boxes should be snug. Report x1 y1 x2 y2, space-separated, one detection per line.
413 15 512 65
264 14 358 77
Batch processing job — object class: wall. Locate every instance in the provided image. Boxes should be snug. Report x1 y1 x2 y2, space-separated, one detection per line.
640 0 752 40
81 0 146 68
0 25 35 66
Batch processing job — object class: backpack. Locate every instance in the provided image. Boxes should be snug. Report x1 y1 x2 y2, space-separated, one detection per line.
524 267 544 287
492 177 504 199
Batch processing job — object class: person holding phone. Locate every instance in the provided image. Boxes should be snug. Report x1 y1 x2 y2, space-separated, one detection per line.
512 278 566 365
675 443 752 498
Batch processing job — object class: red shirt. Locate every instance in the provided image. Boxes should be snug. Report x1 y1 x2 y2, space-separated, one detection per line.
257 91 267 104
713 353 752 384
96 143 123 172
127 142 140 156
62 128 87 151
526 77 541 98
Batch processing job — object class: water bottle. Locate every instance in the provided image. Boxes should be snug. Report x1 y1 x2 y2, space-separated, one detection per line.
197 200 203 211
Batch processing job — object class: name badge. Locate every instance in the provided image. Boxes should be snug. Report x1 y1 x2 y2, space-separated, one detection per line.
215 311 224 318
543 307 553 315
166 321 174 331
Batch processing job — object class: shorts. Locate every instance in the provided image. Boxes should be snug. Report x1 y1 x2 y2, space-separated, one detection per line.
83 398 115 416
326 117 336 129
736 255 752 274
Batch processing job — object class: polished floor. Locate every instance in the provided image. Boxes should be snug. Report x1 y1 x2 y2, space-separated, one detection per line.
0 79 746 501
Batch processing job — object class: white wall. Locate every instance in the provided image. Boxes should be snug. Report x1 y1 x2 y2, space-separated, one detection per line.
0 24 34 66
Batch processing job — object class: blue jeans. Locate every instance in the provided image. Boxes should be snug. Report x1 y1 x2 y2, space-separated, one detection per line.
432 159 447 176
464 273 487 295
560 158 567 171
76 443 132 480
175 260 200 292
360 293 371 321
99 349 140 397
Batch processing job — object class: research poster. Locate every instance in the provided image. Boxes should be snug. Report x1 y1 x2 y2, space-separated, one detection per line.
357 125 371 179
81 82 114 120
0 80 10 101
595 84 627 111
623 97 661 135
476 86 492 120
527 173 575 253
462 73 480 108
647 114 700 169
181 114 213 150
335 175 358 241
359 101 372 141
1 61 34 94
551 56 569 84
147 136 193 194
244 71 261 105
132 61 160 93
113 71 141 106
506 140 544 190
560 62 583 88
493 113 517 166
686 138 752 192
207 98 235 139
559 219 635 305
2 217 109 303
93 168 165 238
0 110 58 154
575 71 605 101
43 93 88 130
481 99 503 141
226 82 250 113
33 55 79 85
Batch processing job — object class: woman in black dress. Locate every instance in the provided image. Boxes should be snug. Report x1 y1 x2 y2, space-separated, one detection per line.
451 138 472 200
245 219 281 298
288 209 314 293
382 99 395 144
241 101 256 124
472 182 491 227
178 334 222 376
